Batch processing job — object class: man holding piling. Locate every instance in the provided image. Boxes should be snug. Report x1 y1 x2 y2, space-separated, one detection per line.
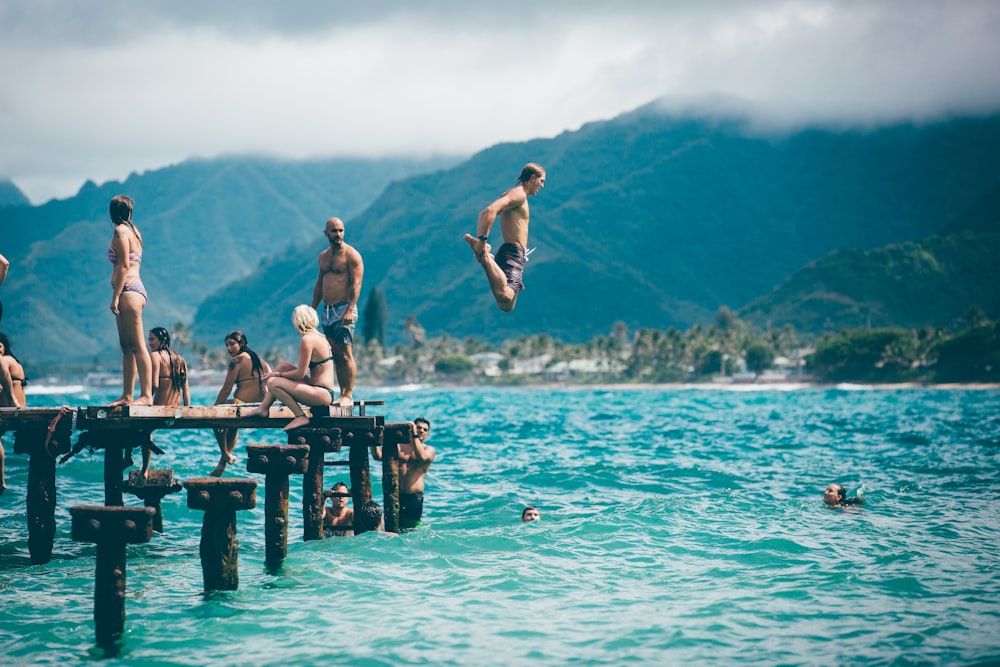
370 418 435 530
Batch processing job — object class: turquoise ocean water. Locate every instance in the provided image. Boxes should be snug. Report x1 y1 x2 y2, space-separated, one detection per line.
1 385 999 666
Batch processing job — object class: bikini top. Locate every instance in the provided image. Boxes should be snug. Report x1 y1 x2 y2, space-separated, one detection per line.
309 355 334 369
108 247 142 264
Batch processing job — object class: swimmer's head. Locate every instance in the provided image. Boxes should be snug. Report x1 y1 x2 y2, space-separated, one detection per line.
357 501 382 532
824 483 846 506
521 506 540 522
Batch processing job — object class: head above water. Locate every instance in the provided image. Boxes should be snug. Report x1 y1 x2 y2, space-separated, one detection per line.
357 501 383 532
414 417 430 440
521 506 540 522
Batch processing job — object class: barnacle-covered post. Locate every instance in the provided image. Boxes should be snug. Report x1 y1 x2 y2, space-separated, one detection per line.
286 427 342 542
184 477 257 591
70 505 155 647
246 444 309 566
11 407 73 565
123 469 183 533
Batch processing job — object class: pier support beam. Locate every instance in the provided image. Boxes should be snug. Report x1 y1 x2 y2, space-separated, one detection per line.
13 418 72 565
380 424 414 534
124 469 183 533
286 429 343 542
345 428 378 533
184 477 257 591
70 505 155 648
246 444 308 566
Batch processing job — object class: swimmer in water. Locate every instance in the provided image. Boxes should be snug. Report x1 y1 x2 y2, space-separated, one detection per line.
823 483 862 507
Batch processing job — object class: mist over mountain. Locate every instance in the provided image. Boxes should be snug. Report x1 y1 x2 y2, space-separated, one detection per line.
0 179 30 208
4 103 1000 370
0 155 459 366
194 105 1000 352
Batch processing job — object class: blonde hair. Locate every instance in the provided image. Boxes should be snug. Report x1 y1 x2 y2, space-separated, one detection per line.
291 305 319 333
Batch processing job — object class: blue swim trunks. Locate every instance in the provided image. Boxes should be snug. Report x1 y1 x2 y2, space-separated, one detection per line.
320 301 357 346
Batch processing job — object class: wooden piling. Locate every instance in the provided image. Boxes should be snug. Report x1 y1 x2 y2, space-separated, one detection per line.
380 423 415 534
11 411 72 565
246 444 309 566
184 477 257 591
285 429 344 542
70 505 155 647
344 429 378 533
123 469 183 533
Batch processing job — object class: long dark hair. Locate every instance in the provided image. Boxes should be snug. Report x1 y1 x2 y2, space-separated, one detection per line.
226 330 265 382
109 194 143 247
0 332 19 363
150 327 186 392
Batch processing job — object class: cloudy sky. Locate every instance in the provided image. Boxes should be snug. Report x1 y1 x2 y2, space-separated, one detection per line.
2 0 999 204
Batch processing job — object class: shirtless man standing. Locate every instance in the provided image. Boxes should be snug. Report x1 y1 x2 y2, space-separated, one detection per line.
370 418 435 530
463 163 545 312
311 217 364 408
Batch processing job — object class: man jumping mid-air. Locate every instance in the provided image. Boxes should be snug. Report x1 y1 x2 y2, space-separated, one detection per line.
464 163 545 312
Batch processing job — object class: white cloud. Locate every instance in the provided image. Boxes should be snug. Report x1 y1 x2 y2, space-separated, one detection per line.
2 0 999 203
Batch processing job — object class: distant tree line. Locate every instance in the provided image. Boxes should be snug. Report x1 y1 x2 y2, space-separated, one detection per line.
346 300 1000 385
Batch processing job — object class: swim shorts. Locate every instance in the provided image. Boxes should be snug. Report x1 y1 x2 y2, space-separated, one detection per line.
320 301 357 346
400 491 424 530
494 243 526 293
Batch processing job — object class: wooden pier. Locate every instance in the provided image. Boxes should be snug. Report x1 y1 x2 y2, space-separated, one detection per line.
0 401 405 565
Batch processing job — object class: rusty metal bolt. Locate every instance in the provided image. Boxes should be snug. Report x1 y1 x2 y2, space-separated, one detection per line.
198 490 211 504
285 456 297 467
123 520 135 532
257 455 270 467
229 491 244 504
89 519 101 532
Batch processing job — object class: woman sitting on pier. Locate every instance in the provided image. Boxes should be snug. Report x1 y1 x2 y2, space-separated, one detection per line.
0 333 27 408
212 331 271 476
107 195 153 407
149 327 190 408
244 305 337 431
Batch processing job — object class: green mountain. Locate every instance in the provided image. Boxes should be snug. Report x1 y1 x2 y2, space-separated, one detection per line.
0 156 459 366
0 179 30 207
739 182 1000 333
193 106 1000 350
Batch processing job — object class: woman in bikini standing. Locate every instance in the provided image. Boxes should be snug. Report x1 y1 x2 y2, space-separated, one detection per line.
149 327 190 407
244 305 337 431
212 331 271 476
107 195 153 406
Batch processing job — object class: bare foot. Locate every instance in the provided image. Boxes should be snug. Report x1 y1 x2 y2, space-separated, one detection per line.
108 396 132 407
242 406 268 419
0 482 6 496
130 395 153 407
283 415 311 431
337 395 354 409
227 453 237 465
463 234 491 262
134 471 147 489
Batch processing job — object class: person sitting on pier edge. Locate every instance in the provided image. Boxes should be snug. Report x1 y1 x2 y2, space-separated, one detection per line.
355 500 383 533
370 417 435 530
0 333 27 408
823 483 863 508
149 327 190 408
0 332 24 495
323 481 354 537
243 305 337 431
522 506 541 522
212 331 272 476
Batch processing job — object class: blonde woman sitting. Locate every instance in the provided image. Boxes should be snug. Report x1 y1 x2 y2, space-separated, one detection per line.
244 305 337 431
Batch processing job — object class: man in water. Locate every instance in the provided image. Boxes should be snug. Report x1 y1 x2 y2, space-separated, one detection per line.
311 217 364 408
521 506 541 522
823 483 862 507
355 500 383 533
323 481 354 537
370 418 435 530
463 163 545 312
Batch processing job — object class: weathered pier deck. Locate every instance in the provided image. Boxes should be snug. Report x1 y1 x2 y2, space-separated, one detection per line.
1 401 409 565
